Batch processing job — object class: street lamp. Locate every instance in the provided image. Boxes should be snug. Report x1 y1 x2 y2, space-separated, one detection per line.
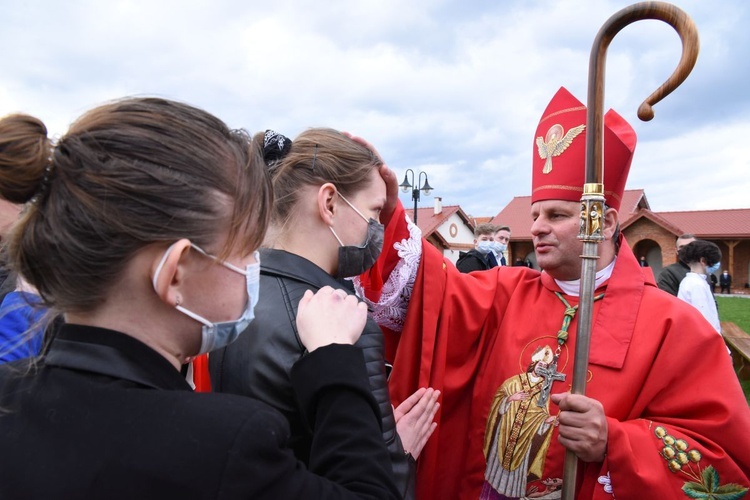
399 169 433 224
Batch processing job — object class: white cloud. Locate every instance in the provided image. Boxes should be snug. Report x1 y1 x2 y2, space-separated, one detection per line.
1 0 747 219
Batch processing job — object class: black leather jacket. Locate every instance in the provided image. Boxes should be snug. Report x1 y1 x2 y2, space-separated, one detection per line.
210 249 414 499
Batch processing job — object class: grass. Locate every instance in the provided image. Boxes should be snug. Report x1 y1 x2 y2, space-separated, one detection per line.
717 296 750 333
742 380 750 407
717 296 750 405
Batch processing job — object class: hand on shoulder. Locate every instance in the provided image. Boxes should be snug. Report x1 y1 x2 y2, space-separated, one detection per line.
296 286 368 352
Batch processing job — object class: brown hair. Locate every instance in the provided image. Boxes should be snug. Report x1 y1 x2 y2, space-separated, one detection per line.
0 115 52 204
260 128 382 228
474 223 496 238
0 97 272 313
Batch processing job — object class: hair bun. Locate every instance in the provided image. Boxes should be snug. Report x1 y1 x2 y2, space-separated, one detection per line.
0 114 53 204
263 130 292 165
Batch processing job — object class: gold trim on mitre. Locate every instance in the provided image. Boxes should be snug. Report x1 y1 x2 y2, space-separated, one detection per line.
533 184 582 194
539 105 586 125
532 184 623 206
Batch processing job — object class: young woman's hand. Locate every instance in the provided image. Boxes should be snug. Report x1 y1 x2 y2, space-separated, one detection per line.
296 286 368 352
394 387 440 459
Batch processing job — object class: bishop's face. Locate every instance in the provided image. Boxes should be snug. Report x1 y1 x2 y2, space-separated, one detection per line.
530 199 583 281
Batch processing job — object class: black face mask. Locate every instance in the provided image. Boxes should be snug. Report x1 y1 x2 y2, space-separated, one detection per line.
329 192 385 278
333 218 385 278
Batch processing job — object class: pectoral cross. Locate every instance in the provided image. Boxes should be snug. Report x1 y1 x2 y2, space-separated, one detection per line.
537 357 565 407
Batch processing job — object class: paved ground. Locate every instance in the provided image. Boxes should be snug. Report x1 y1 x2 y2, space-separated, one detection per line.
716 293 750 298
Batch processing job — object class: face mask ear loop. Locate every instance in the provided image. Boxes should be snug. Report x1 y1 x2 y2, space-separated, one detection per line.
329 226 345 246
337 191 370 223
152 242 180 291
175 305 214 328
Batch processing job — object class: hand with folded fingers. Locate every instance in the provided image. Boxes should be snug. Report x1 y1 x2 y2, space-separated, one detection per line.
394 387 441 459
295 286 368 353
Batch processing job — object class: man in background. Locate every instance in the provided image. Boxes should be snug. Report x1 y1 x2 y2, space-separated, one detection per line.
492 225 511 266
657 233 696 296
456 223 498 273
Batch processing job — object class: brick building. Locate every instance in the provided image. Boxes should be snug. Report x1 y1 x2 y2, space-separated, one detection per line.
491 189 750 292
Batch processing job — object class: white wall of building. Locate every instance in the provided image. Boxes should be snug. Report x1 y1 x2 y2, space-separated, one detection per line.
436 213 475 264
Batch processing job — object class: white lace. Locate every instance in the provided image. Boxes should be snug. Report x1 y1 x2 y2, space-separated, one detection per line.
597 471 615 497
353 214 422 332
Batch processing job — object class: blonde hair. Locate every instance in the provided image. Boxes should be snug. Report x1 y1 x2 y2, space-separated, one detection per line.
262 128 382 229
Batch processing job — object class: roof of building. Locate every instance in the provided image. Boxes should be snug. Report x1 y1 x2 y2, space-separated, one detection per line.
656 208 750 239
490 195 534 239
618 189 650 214
412 205 473 237
620 208 684 236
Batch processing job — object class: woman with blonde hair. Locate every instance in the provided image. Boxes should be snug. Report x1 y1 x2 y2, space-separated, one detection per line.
211 128 439 499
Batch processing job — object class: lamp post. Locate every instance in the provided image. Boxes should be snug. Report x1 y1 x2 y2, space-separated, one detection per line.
398 169 433 224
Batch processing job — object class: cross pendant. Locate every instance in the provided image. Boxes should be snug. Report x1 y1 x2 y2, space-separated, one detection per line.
537 357 565 407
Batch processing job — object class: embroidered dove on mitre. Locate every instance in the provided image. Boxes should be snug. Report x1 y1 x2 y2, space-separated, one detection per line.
536 124 586 174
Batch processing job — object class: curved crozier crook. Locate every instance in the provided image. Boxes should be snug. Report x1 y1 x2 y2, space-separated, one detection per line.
585 1 700 184
630 4 700 120
565 6 700 500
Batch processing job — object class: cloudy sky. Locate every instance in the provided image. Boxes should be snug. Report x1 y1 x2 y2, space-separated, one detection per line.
2 0 748 220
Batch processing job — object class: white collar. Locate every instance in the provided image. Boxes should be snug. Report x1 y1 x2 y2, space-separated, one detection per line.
554 258 617 297
687 272 708 281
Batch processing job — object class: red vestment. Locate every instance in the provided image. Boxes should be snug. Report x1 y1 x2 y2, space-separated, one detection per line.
364 203 750 499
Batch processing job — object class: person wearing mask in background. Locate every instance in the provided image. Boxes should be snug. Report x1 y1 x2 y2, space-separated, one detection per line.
209 129 439 500
657 233 695 296
492 225 511 267
456 223 498 273
720 270 732 294
0 100 402 499
677 240 723 335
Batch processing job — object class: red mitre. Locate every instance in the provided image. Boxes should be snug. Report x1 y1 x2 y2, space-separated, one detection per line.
531 87 637 211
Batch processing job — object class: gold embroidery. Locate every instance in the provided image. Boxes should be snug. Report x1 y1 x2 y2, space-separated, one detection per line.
501 374 542 469
653 426 748 498
536 124 585 174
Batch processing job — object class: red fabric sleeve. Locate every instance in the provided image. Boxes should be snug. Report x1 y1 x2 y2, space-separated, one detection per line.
363 202 537 499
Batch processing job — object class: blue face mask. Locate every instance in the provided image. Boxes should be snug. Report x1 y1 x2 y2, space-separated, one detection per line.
705 262 721 275
152 243 260 354
490 241 507 254
476 240 493 254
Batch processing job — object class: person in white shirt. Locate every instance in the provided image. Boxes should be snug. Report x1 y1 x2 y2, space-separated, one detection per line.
676 239 722 333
